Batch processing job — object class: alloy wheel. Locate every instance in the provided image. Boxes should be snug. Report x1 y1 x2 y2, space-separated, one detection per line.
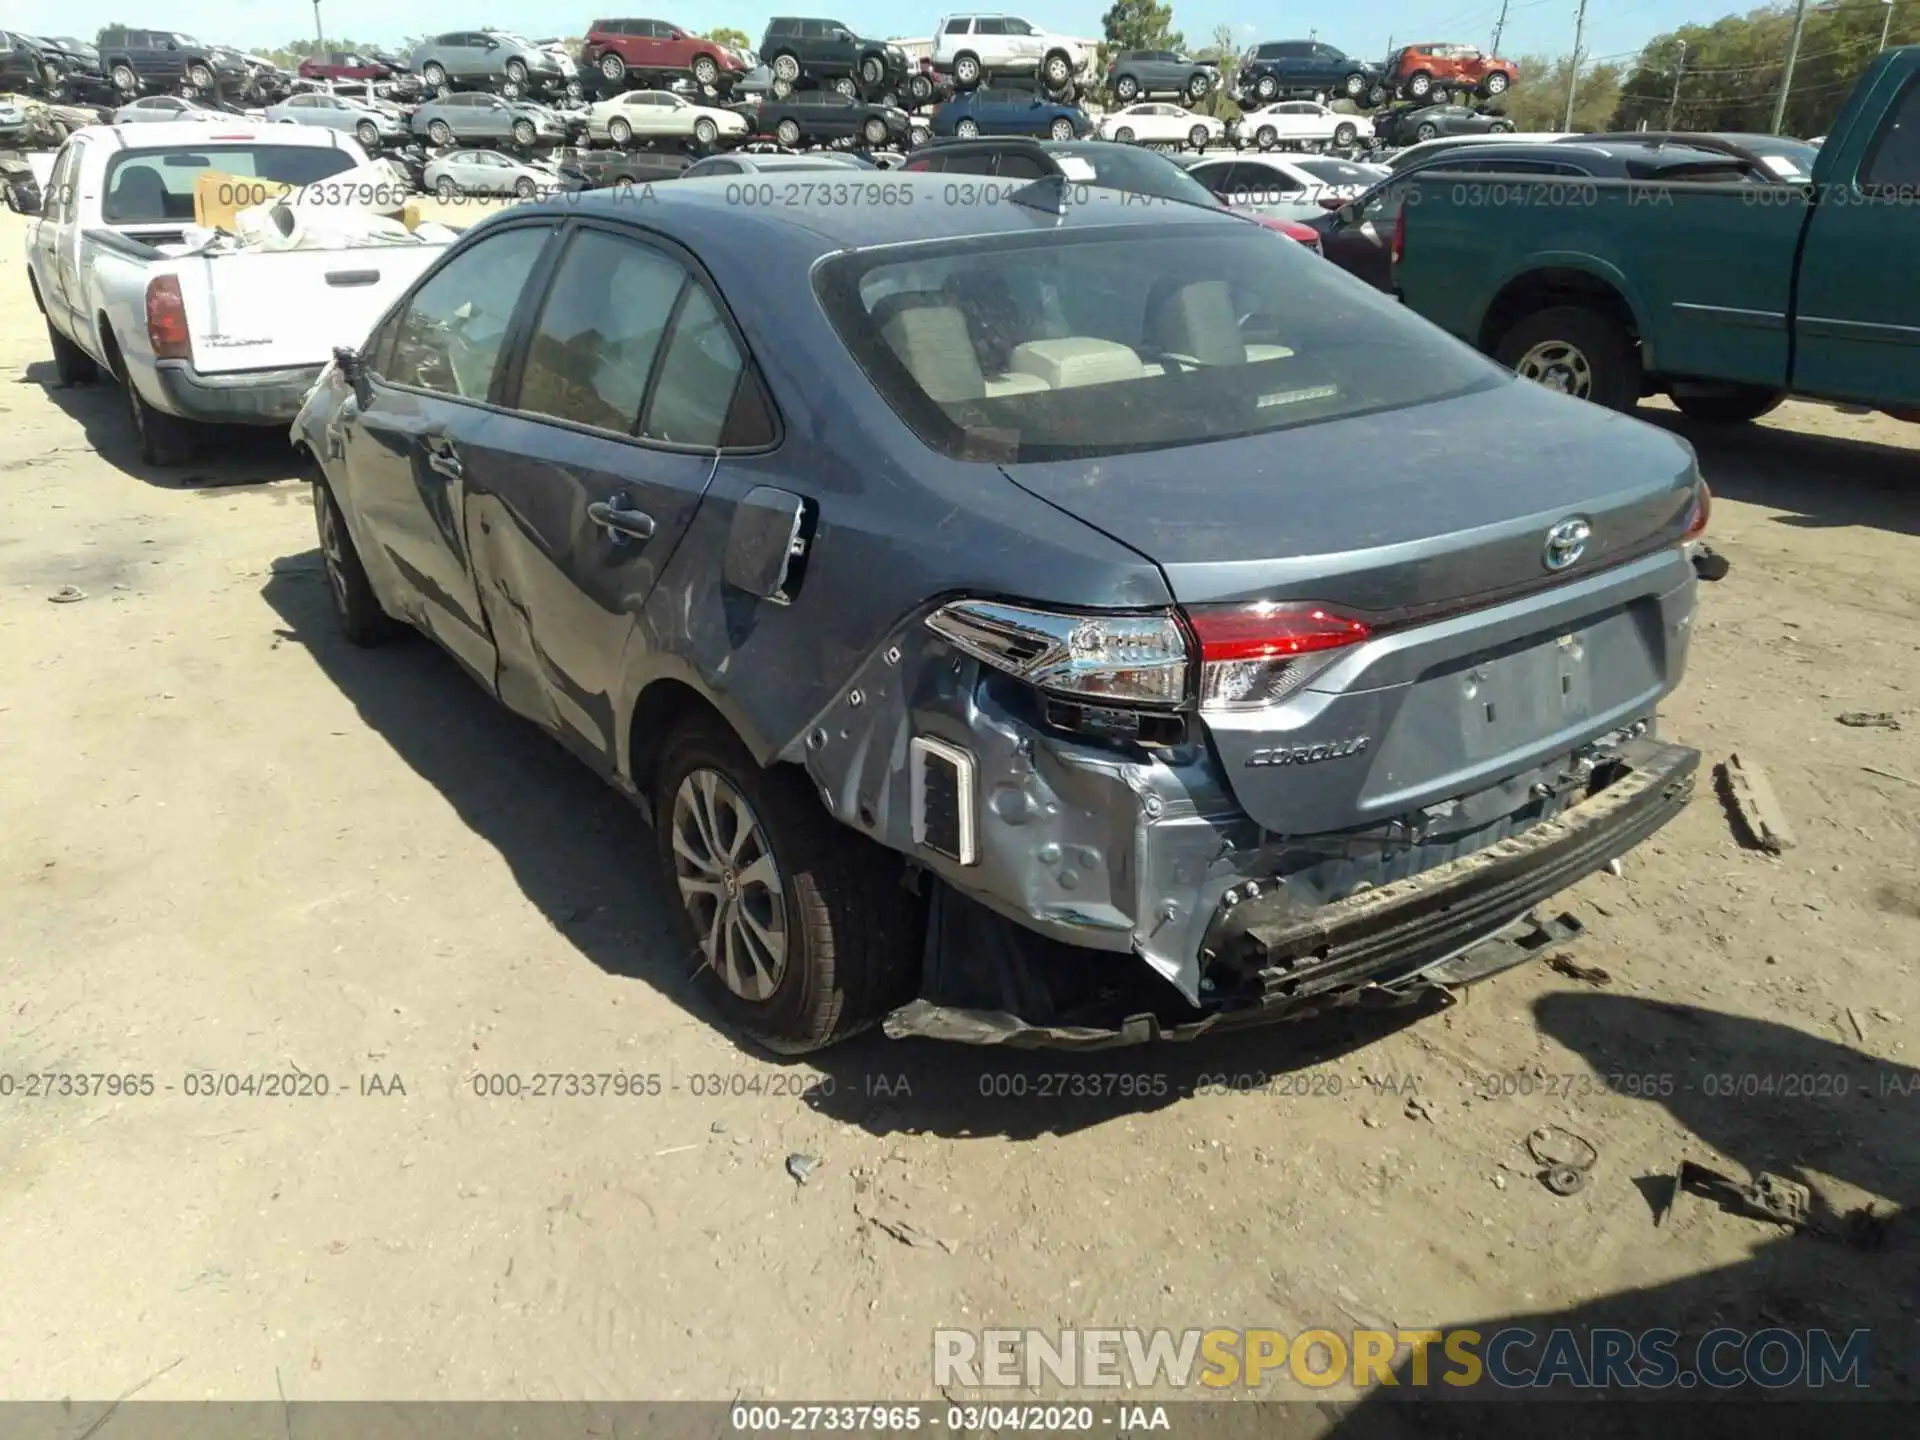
1514 340 1593 399
671 769 789 1002
316 487 350 616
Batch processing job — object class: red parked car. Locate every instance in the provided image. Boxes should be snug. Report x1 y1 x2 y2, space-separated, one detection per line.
297 50 395 82
1387 43 1518 101
583 18 748 88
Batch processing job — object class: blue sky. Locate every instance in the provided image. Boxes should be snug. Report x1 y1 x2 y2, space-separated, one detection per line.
13 2 1751 67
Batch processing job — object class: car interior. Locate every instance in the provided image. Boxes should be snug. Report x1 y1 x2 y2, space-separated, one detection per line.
100 148 357 223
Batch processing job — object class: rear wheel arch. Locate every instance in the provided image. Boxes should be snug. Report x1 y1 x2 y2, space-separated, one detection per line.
25 267 45 314
1478 266 1644 361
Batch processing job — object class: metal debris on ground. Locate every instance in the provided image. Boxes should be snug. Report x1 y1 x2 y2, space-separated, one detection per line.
1716 754 1799 855
854 1198 956 1253
1546 953 1613 986
47 585 86 603
1525 1124 1598 1198
785 1152 819 1185
1673 1160 1809 1228
1836 712 1901 730
1861 764 1920 789
1404 1095 1435 1123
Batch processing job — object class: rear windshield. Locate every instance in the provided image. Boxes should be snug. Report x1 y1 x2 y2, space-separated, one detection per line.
1293 158 1380 186
1046 144 1219 206
102 145 359 223
815 222 1499 463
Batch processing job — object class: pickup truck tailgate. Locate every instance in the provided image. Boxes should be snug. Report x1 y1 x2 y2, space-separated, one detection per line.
176 245 447 375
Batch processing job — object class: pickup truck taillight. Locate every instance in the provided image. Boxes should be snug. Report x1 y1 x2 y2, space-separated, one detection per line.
145 275 191 361
1390 206 1407 268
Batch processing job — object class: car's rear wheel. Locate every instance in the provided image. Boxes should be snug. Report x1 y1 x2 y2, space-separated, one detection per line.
775 118 802 147
1333 121 1357 147
1255 124 1277 149
953 55 981 87
1044 53 1072 87
512 119 536 146
314 480 399 647
1406 71 1433 99
955 117 979 138
1670 386 1787 424
435 175 457 201
111 63 138 93
1367 84 1389 107
1187 74 1210 101
1114 124 1135 143
1489 120 1514 133
355 119 380 148
188 62 214 90
1484 71 1511 96
122 375 196 466
1114 75 1139 102
864 117 887 146
45 318 97 387
771 53 800 83
505 59 529 86
422 62 447 88
693 116 718 145
654 720 919 1054
1495 306 1642 412
859 55 885 88
1415 121 1439 141
1255 75 1277 101
427 119 453 146
1051 117 1076 141
513 175 537 199
609 116 633 144
692 55 720 86
1343 72 1367 99
908 124 930 147
832 76 858 98
908 73 933 103
599 52 626 82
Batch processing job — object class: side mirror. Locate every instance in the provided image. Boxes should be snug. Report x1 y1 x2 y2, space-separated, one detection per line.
1335 200 1358 225
332 345 364 386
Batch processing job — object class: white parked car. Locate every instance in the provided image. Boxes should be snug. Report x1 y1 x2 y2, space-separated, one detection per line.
1096 102 1225 150
423 148 564 200
585 89 748 147
111 94 231 125
931 14 1091 91
1235 100 1371 152
1186 153 1384 223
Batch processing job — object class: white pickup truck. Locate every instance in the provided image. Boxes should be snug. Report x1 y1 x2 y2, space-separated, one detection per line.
21 121 450 464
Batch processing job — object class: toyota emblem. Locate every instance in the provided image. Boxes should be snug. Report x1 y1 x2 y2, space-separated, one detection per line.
1543 517 1591 572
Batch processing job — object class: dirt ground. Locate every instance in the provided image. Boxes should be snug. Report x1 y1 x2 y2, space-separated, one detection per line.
0 205 1914 1416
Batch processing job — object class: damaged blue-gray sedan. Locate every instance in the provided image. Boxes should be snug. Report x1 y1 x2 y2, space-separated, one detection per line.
292 172 1711 1053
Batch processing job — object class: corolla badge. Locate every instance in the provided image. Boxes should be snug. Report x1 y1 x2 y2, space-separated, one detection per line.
1543 516 1591 572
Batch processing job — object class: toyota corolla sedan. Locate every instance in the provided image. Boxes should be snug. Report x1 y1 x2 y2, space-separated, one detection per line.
293 176 1707 1052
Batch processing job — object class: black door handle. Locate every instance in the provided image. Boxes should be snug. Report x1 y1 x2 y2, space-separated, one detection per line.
426 448 463 479
588 497 656 543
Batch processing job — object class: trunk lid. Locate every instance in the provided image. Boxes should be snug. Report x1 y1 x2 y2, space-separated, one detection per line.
1000 380 1702 835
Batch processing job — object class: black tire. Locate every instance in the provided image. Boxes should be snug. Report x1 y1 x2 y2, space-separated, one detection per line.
908 73 933 103
693 116 718 145
775 118 801 147
1489 121 1514 134
1187 75 1211 102
1051 117 1076 141
1671 386 1787 424
1255 125 1277 150
954 117 979 138
1406 71 1433 100
1415 121 1439 141
512 119 536 146
771 52 800 84
908 124 930 147
422 62 447 88
1343 72 1367 99
864 117 887 146
314 479 400 647
691 55 719 86
1494 305 1642 412
188 62 214 89
355 119 380 149
1188 124 1208 149
1333 122 1357 147
435 175 457 201
501 80 524 100
831 77 858 98
505 59 528 86
1484 71 1511 97
111 63 138 93
46 317 97 387
859 55 885 88
598 52 626 82
609 116 633 144
513 176 537 199
1115 75 1139 102
1114 124 1135 143
1043 52 1072 88
427 119 453 146
770 77 793 98
653 720 919 1054
1255 75 1277 101
953 54 981 88
122 375 197 466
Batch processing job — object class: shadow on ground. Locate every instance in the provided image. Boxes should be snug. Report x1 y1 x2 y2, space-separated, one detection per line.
20 362 307 489
262 553 1433 1142
1642 407 1920 539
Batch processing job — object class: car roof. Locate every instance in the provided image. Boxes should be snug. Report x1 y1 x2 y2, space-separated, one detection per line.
78 120 353 148
528 169 1236 250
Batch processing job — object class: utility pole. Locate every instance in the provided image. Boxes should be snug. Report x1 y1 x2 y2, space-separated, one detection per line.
1562 0 1588 131
312 0 325 52
1667 40 1688 128
1882 0 1898 54
1772 0 1810 134
1491 0 1511 57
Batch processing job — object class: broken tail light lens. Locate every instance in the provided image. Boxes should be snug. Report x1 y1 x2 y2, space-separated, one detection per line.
1185 603 1372 711
1683 477 1711 539
145 275 191 361
926 600 1189 707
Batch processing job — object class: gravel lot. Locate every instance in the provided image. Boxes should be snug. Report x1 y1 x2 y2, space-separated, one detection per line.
0 206 1913 1414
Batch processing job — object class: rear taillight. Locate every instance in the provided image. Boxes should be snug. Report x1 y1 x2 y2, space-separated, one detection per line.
1684 478 1711 538
1185 603 1372 711
145 275 190 360
1390 206 1407 267
926 600 1189 707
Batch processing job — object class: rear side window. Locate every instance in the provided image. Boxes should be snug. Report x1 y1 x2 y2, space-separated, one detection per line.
385 226 551 399
642 284 746 447
815 220 1499 462
1862 77 1920 189
101 145 359 223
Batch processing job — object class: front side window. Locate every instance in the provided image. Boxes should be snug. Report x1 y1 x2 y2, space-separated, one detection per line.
1863 77 1920 189
385 226 552 399
816 220 1498 462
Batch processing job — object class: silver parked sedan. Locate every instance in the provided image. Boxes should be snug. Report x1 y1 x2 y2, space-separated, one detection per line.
264 91 407 150
410 91 568 148
422 148 566 200
110 94 230 124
